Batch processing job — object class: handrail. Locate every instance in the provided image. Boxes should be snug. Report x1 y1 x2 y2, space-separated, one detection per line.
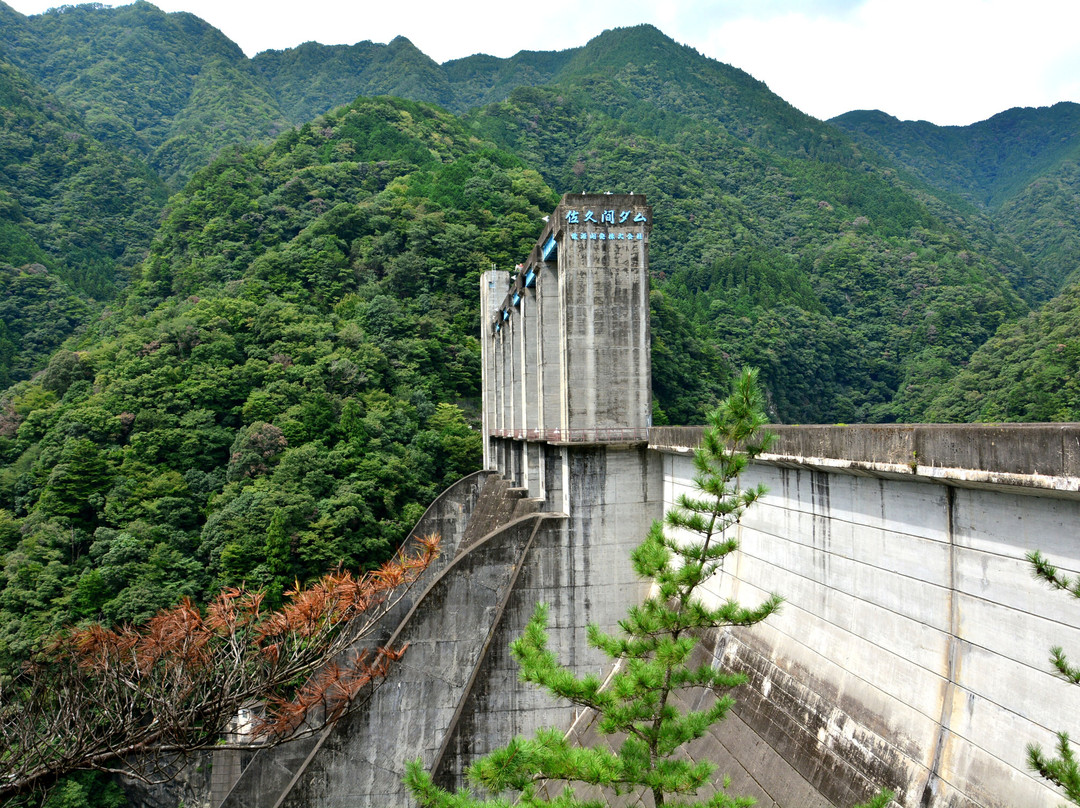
487 427 649 443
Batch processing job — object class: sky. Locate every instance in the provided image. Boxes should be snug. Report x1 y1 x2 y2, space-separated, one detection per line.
7 0 1080 126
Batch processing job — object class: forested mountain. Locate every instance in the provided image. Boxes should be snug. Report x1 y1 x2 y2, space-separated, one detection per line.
251 37 467 123
252 23 1049 423
833 103 1080 296
0 56 166 388
0 0 289 188
2 0 1077 424
831 104 1080 420
0 58 165 291
255 24 847 163
832 103 1080 209
2 1 1076 422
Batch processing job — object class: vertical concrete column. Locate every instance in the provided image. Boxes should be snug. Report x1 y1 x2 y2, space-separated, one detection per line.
522 290 539 437
521 284 541 497
480 270 504 469
634 237 652 428
517 291 531 492
495 329 505 437
552 194 653 440
536 264 562 440
501 311 512 436
527 442 543 499
510 312 521 436
493 332 501 438
557 251 571 438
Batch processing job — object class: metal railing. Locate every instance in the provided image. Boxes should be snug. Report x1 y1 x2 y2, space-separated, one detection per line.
488 427 650 443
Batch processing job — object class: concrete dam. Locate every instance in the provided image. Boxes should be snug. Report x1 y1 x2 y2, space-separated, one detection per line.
213 194 1080 808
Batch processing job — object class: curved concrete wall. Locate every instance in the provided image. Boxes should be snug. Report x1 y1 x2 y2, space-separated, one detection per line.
278 514 554 808
215 425 1080 808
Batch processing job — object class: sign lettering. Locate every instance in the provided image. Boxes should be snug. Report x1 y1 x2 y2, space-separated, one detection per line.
564 208 650 225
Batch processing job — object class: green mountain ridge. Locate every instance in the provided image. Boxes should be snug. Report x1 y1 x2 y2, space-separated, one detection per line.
833 103 1080 299
832 103 1080 209
2 2 1074 424
1 0 290 188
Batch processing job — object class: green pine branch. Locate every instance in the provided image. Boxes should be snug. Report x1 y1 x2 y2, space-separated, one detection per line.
1027 552 1080 804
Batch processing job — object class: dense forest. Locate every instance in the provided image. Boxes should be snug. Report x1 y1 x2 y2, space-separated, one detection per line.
1 3 1080 803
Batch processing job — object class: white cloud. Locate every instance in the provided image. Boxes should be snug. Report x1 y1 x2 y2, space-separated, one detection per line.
694 0 1080 123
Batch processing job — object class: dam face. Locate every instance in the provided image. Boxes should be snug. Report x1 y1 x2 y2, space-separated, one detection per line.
654 424 1080 807
215 194 1080 808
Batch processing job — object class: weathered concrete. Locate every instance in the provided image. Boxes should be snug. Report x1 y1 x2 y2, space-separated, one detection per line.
483 193 653 447
216 433 660 808
657 437 1080 808
277 514 554 808
651 423 1080 495
556 632 837 808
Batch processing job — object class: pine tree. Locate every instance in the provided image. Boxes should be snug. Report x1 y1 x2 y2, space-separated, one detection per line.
406 367 784 808
1026 550 1080 804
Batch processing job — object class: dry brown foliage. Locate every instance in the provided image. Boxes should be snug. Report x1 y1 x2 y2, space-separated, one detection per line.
0 533 440 801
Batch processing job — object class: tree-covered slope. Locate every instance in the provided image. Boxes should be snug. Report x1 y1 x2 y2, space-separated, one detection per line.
0 96 554 664
252 37 458 123
1 6 1059 424
0 59 166 292
0 57 166 386
1 0 289 188
995 157 1080 292
0 264 93 390
832 103 1080 300
924 280 1080 422
832 103 1080 208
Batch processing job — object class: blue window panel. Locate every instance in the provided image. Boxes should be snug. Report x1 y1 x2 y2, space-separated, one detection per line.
541 235 557 261
525 268 536 287
512 292 521 306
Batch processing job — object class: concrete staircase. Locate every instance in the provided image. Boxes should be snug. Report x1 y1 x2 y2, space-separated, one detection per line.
458 475 543 553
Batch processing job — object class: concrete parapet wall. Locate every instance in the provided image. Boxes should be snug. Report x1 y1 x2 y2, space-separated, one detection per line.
650 423 1080 497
